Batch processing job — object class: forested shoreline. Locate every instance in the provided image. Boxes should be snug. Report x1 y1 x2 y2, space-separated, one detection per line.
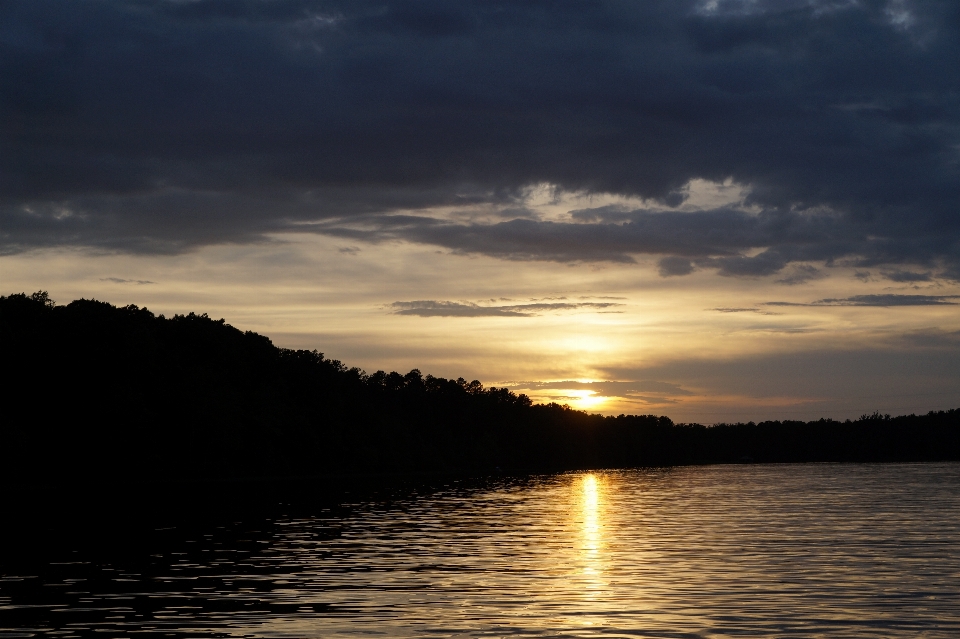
2 291 959 486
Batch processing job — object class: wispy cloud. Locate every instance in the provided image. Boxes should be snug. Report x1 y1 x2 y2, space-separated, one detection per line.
100 277 155 285
711 307 782 315
816 294 959 306
390 300 623 317
766 294 960 307
502 379 694 399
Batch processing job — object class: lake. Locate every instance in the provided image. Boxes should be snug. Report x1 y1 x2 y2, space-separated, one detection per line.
2 463 959 637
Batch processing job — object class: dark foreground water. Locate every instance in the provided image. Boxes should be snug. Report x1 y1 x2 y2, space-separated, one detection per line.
2 463 960 638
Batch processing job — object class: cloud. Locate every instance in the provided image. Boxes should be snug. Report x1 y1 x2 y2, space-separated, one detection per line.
601 344 960 421
658 256 696 277
503 379 694 400
815 294 960 306
99 277 154 285
881 269 934 283
775 264 826 285
2 0 958 276
390 300 623 317
315 207 869 268
711 307 781 315
766 294 960 307
629 396 682 405
899 329 960 348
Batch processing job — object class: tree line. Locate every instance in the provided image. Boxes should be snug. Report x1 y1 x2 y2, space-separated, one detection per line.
2 291 958 484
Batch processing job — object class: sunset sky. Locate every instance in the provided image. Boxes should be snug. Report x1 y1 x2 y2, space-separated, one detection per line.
3 0 959 422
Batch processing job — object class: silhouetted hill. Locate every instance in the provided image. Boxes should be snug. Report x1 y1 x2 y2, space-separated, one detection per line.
2 291 959 486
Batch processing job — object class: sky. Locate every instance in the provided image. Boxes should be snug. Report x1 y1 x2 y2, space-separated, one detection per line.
2 0 959 422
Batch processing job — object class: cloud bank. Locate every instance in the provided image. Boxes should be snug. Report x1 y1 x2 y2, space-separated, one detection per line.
2 0 958 277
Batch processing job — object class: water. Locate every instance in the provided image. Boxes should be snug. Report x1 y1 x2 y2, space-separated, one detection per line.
2 463 960 637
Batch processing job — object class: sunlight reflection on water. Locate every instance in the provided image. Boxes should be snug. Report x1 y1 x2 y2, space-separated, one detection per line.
575 473 609 628
578 473 604 595
3 463 960 637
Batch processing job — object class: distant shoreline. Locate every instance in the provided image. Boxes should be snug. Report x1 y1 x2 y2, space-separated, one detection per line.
3 291 958 497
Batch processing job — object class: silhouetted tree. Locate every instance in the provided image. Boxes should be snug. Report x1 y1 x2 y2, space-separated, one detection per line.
1 291 958 487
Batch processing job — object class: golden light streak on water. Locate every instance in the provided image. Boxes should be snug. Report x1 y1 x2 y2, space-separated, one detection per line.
580 474 601 559
574 472 609 627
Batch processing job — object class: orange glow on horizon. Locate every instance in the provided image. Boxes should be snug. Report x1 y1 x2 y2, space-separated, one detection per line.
568 390 609 411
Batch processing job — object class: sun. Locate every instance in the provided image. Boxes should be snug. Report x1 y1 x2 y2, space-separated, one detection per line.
567 390 609 411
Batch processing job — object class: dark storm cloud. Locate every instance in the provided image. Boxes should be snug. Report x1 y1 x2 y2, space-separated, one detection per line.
390 300 622 317
316 206 867 266
2 0 959 275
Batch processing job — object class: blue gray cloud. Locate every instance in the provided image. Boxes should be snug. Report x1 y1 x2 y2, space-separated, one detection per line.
882 269 934 282
2 0 958 276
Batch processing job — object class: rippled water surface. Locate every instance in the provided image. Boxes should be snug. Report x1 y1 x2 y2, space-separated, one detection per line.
3 463 960 637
